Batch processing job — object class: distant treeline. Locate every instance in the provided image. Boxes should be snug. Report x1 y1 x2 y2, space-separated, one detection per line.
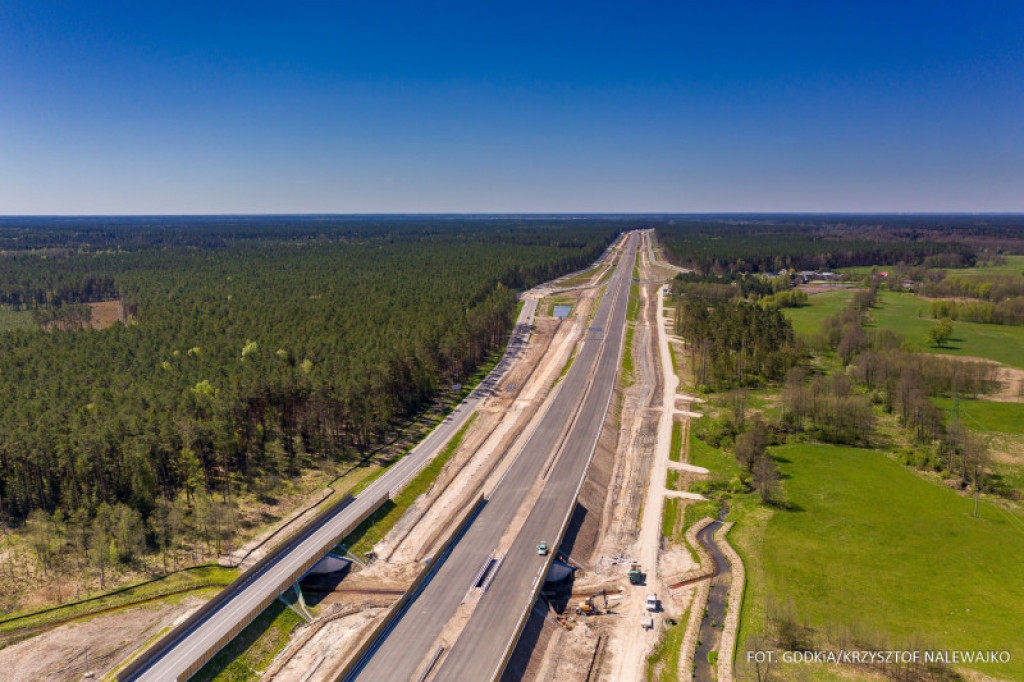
928 298 1024 326
0 219 624 524
919 273 1024 302
654 217 1024 275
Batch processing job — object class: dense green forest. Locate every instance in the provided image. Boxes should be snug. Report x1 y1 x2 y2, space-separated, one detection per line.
674 298 800 390
0 218 625 527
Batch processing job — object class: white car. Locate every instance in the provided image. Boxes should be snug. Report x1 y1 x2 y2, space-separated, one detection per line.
646 594 658 612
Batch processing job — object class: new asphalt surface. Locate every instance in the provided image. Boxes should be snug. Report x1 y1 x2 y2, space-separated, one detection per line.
349 232 637 682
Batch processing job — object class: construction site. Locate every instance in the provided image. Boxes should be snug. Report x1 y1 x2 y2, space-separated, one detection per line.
0 231 743 682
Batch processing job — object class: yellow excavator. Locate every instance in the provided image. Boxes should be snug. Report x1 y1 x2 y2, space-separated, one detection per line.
576 589 608 616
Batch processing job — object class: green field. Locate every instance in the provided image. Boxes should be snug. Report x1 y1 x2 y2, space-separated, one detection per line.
669 421 682 462
742 443 1024 679
948 255 1024 279
782 289 854 337
870 291 1024 368
932 397 1024 434
688 430 741 480
783 287 1024 366
0 307 36 331
645 605 690 682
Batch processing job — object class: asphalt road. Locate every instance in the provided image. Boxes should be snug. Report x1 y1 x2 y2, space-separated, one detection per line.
349 232 638 682
123 298 539 682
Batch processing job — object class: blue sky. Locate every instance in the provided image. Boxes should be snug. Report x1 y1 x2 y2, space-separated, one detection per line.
1 1 1022 213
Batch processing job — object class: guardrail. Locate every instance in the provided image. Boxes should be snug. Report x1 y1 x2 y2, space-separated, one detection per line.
335 493 487 682
119 491 388 681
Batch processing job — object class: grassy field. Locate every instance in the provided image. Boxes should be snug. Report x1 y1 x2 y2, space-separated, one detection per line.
627 280 640 322
948 255 1024 279
932 397 1024 434
0 307 37 331
869 290 1024 368
662 496 682 542
741 442 1024 679
839 257 1024 280
621 324 636 386
688 431 743 483
782 289 854 337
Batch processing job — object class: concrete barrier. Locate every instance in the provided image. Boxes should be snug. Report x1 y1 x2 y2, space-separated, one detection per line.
334 493 486 682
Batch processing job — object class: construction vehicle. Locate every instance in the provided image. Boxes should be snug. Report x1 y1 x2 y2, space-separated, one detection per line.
575 589 608 616
628 562 643 585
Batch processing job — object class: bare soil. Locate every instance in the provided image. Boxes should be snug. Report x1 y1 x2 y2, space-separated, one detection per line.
88 299 126 329
0 593 209 682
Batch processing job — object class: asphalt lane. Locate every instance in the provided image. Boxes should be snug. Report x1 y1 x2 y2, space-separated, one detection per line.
434 237 635 681
349 233 637 682
124 299 538 682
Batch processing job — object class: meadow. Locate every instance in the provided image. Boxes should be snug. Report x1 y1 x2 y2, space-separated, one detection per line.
782 288 1024 368
782 289 853 337
0 307 36 331
870 290 1024 369
931 397 1024 434
741 443 1024 679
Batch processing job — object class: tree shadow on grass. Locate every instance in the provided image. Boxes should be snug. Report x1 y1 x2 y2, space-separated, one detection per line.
769 499 804 513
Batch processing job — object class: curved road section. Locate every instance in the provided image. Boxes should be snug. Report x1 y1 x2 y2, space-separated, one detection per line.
349 232 638 682
121 294 540 682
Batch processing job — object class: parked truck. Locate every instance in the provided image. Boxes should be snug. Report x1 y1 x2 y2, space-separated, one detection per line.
628 562 643 584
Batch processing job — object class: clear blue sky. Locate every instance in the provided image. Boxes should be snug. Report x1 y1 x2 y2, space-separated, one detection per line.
1 1 1022 214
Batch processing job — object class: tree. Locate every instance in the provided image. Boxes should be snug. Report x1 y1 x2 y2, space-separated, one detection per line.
735 420 769 472
726 388 749 431
753 453 780 504
150 497 181 573
925 318 953 348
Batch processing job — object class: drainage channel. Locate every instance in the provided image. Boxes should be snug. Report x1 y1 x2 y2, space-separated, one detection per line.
693 504 731 682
